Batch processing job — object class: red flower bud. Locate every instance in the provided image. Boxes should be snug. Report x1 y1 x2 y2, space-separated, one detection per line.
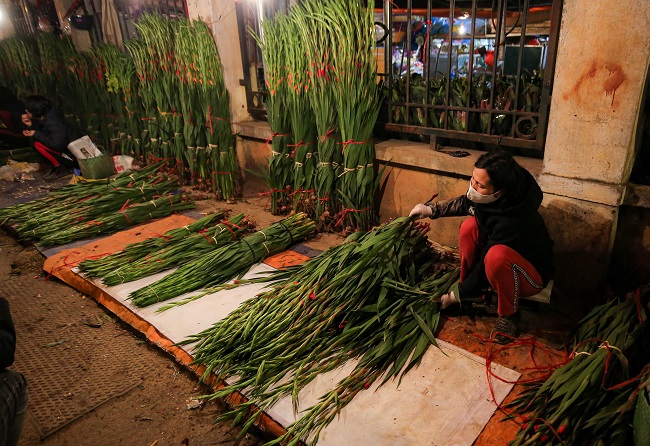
521 423 528 429
363 382 370 389
540 435 548 442
534 425 539 432
557 425 566 435
309 293 316 300
339 321 347 329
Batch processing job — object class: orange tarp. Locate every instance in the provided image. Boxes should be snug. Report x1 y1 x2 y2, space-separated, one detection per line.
41 217 545 444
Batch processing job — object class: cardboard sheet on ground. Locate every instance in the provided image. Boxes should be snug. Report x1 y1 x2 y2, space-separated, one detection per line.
43 216 519 445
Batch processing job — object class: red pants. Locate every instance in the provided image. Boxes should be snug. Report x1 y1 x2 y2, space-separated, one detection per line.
459 217 543 316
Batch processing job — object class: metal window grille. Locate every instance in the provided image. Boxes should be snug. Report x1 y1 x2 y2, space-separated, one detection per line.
382 0 563 155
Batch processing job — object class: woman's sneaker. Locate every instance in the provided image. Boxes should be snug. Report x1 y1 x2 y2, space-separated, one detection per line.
491 312 520 344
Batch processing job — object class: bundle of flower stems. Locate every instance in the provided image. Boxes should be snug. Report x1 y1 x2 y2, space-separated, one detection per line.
190 19 238 200
182 217 459 445
295 0 341 227
174 19 203 185
128 213 315 307
80 212 250 286
282 11 317 214
126 28 162 160
38 192 194 247
506 289 649 445
93 44 140 155
315 0 381 231
36 33 75 100
78 211 226 278
253 16 294 215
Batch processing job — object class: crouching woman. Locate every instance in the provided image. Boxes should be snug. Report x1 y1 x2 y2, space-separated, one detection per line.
409 151 554 344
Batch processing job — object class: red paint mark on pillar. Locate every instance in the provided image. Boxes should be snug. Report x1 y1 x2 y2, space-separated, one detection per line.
564 61 598 100
603 63 626 107
563 60 626 108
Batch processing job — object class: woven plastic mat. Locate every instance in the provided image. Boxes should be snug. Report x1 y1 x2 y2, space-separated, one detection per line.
4 277 152 438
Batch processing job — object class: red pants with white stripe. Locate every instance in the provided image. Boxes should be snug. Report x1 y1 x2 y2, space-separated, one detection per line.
459 217 543 317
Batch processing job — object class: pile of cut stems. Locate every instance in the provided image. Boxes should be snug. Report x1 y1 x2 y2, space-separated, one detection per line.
14 179 178 240
0 162 165 224
39 193 194 247
183 217 459 445
507 289 649 445
128 213 315 307
0 14 238 196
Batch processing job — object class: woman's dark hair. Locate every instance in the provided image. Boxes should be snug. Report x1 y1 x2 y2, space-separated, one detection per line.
475 150 528 198
24 95 52 119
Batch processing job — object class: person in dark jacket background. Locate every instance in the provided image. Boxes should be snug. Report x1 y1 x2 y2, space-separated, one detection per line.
21 95 79 180
0 297 28 446
0 87 28 147
409 151 554 344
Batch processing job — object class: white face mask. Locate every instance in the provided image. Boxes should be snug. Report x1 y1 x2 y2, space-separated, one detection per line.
466 181 503 204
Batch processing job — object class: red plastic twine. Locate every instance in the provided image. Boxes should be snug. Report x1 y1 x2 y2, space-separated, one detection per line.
319 128 336 143
264 132 291 149
335 206 372 227
287 141 314 159
338 139 370 154
258 188 286 208
289 188 314 197
205 107 227 135
220 219 243 241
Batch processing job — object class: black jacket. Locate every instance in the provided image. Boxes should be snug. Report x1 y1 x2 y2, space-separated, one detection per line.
0 297 16 370
428 170 554 298
28 108 80 152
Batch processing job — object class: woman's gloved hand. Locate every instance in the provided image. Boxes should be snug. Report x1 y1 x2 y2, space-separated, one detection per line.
440 290 459 309
408 203 433 220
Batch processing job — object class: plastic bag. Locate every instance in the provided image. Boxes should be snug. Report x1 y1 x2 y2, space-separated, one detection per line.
112 155 135 173
0 165 15 181
6 160 40 173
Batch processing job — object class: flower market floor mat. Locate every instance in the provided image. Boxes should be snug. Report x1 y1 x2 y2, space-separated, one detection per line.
41 215 521 446
3 277 150 439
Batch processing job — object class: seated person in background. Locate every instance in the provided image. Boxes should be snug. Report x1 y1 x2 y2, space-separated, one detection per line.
0 87 25 131
0 297 28 446
409 151 554 344
21 95 80 180
0 87 27 147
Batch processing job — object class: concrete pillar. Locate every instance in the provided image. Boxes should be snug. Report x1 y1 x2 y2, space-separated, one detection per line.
185 0 251 124
540 0 650 297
